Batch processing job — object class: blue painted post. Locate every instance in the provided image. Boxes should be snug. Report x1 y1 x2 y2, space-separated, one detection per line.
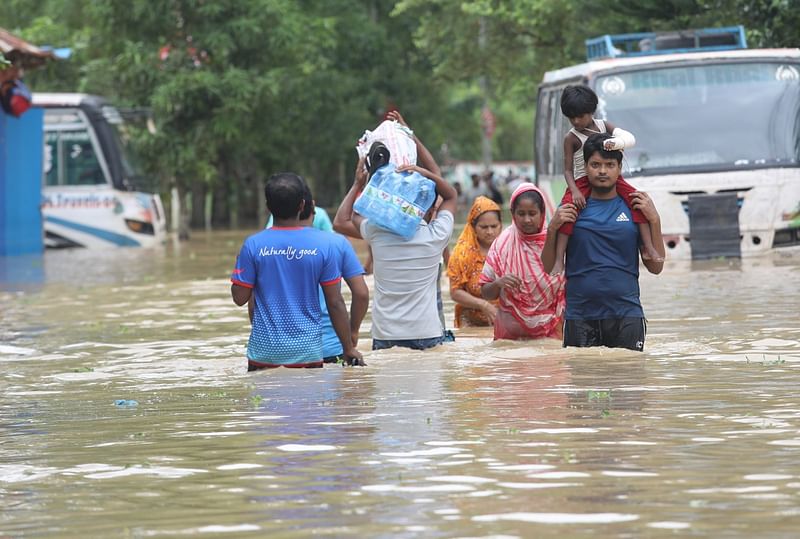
0 108 44 256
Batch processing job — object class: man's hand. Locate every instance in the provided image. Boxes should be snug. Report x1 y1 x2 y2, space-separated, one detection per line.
629 192 659 223
549 203 578 231
386 110 408 127
396 164 426 176
343 348 366 367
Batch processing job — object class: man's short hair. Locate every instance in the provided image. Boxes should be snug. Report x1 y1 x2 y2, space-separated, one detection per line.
265 172 306 219
298 183 314 221
583 133 623 165
560 85 598 118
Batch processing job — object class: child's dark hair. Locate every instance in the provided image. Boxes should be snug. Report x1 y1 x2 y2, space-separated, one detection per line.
511 190 545 213
265 172 306 219
560 85 598 118
583 133 623 165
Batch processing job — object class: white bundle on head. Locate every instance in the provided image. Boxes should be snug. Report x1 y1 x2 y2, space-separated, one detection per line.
355 120 417 167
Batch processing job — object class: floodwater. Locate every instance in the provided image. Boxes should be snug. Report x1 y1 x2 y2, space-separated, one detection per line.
2 231 800 538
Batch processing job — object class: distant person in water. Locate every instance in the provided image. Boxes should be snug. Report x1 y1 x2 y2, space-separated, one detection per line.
230 172 363 370
258 183 369 364
542 133 665 351
480 183 565 341
334 110 457 350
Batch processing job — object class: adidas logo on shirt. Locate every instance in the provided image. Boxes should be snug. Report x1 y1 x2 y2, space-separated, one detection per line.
616 212 630 222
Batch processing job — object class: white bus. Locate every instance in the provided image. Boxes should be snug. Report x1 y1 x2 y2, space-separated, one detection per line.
34 93 167 248
534 28 800 259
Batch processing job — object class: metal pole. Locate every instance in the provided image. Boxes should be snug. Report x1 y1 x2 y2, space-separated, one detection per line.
479 17 492 171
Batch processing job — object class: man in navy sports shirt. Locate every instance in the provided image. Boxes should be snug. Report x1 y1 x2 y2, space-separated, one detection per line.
542 133 665 351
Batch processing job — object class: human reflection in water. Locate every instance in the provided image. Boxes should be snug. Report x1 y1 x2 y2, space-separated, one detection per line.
245 367 378 528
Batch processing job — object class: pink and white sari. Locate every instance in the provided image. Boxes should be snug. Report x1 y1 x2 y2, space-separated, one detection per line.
479 183 565 340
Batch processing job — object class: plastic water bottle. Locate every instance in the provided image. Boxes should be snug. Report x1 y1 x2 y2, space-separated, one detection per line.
413 180 435 213
354 164 434 239
114 399 139 408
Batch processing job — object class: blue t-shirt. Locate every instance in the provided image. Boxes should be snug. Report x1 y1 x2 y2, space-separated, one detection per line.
231 227 341 365
565 196 644 320
319 234 365 358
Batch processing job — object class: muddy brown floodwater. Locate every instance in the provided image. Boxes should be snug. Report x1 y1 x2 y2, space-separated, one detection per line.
1 231 800 538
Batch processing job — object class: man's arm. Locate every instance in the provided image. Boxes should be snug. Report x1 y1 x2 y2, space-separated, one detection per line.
344 275 369 347
412 132 441 177
322 284 365 365
333 158 367 239
541 203 578 274
231 243 256 306
231 284 252 306
630 192 665 274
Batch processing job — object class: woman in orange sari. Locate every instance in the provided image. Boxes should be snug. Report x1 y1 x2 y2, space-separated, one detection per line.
447 196 502 328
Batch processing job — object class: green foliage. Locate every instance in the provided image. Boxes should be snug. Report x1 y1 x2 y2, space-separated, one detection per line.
3 0 799 225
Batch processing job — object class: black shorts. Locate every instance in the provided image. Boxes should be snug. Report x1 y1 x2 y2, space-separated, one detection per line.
563 318 647 352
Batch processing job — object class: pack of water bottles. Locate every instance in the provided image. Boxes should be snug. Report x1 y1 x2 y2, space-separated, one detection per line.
354 163 436 240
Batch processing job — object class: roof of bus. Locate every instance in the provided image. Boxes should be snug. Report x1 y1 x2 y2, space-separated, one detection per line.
541 48 800 85
32 93 107 107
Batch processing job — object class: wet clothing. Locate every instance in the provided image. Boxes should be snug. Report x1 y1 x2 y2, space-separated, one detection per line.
360 210 454 342
563 195 646 352
479 184 565 340
565 195 643 320
563 318 646 351
231 227 341 368
372 335 444 351
248 361 323 371
447 196 501 327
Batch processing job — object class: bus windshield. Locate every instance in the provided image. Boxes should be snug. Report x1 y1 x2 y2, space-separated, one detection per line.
595 61 800 175
101 106 151 191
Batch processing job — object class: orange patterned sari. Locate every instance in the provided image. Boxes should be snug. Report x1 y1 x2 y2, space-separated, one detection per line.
447 196 501 327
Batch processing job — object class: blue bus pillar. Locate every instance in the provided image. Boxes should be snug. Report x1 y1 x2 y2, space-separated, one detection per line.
0 108 44 255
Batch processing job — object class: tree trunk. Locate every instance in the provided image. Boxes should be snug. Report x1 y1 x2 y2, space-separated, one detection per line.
256 175 267 227
190 183 206 230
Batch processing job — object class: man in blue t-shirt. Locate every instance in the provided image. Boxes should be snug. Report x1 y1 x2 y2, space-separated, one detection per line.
542 133 665 351
230 172 364 370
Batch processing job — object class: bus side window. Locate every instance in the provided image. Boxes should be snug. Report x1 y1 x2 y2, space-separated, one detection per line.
62 130 106 186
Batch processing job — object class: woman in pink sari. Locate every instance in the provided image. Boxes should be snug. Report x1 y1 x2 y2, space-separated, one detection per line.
480 183 565 340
